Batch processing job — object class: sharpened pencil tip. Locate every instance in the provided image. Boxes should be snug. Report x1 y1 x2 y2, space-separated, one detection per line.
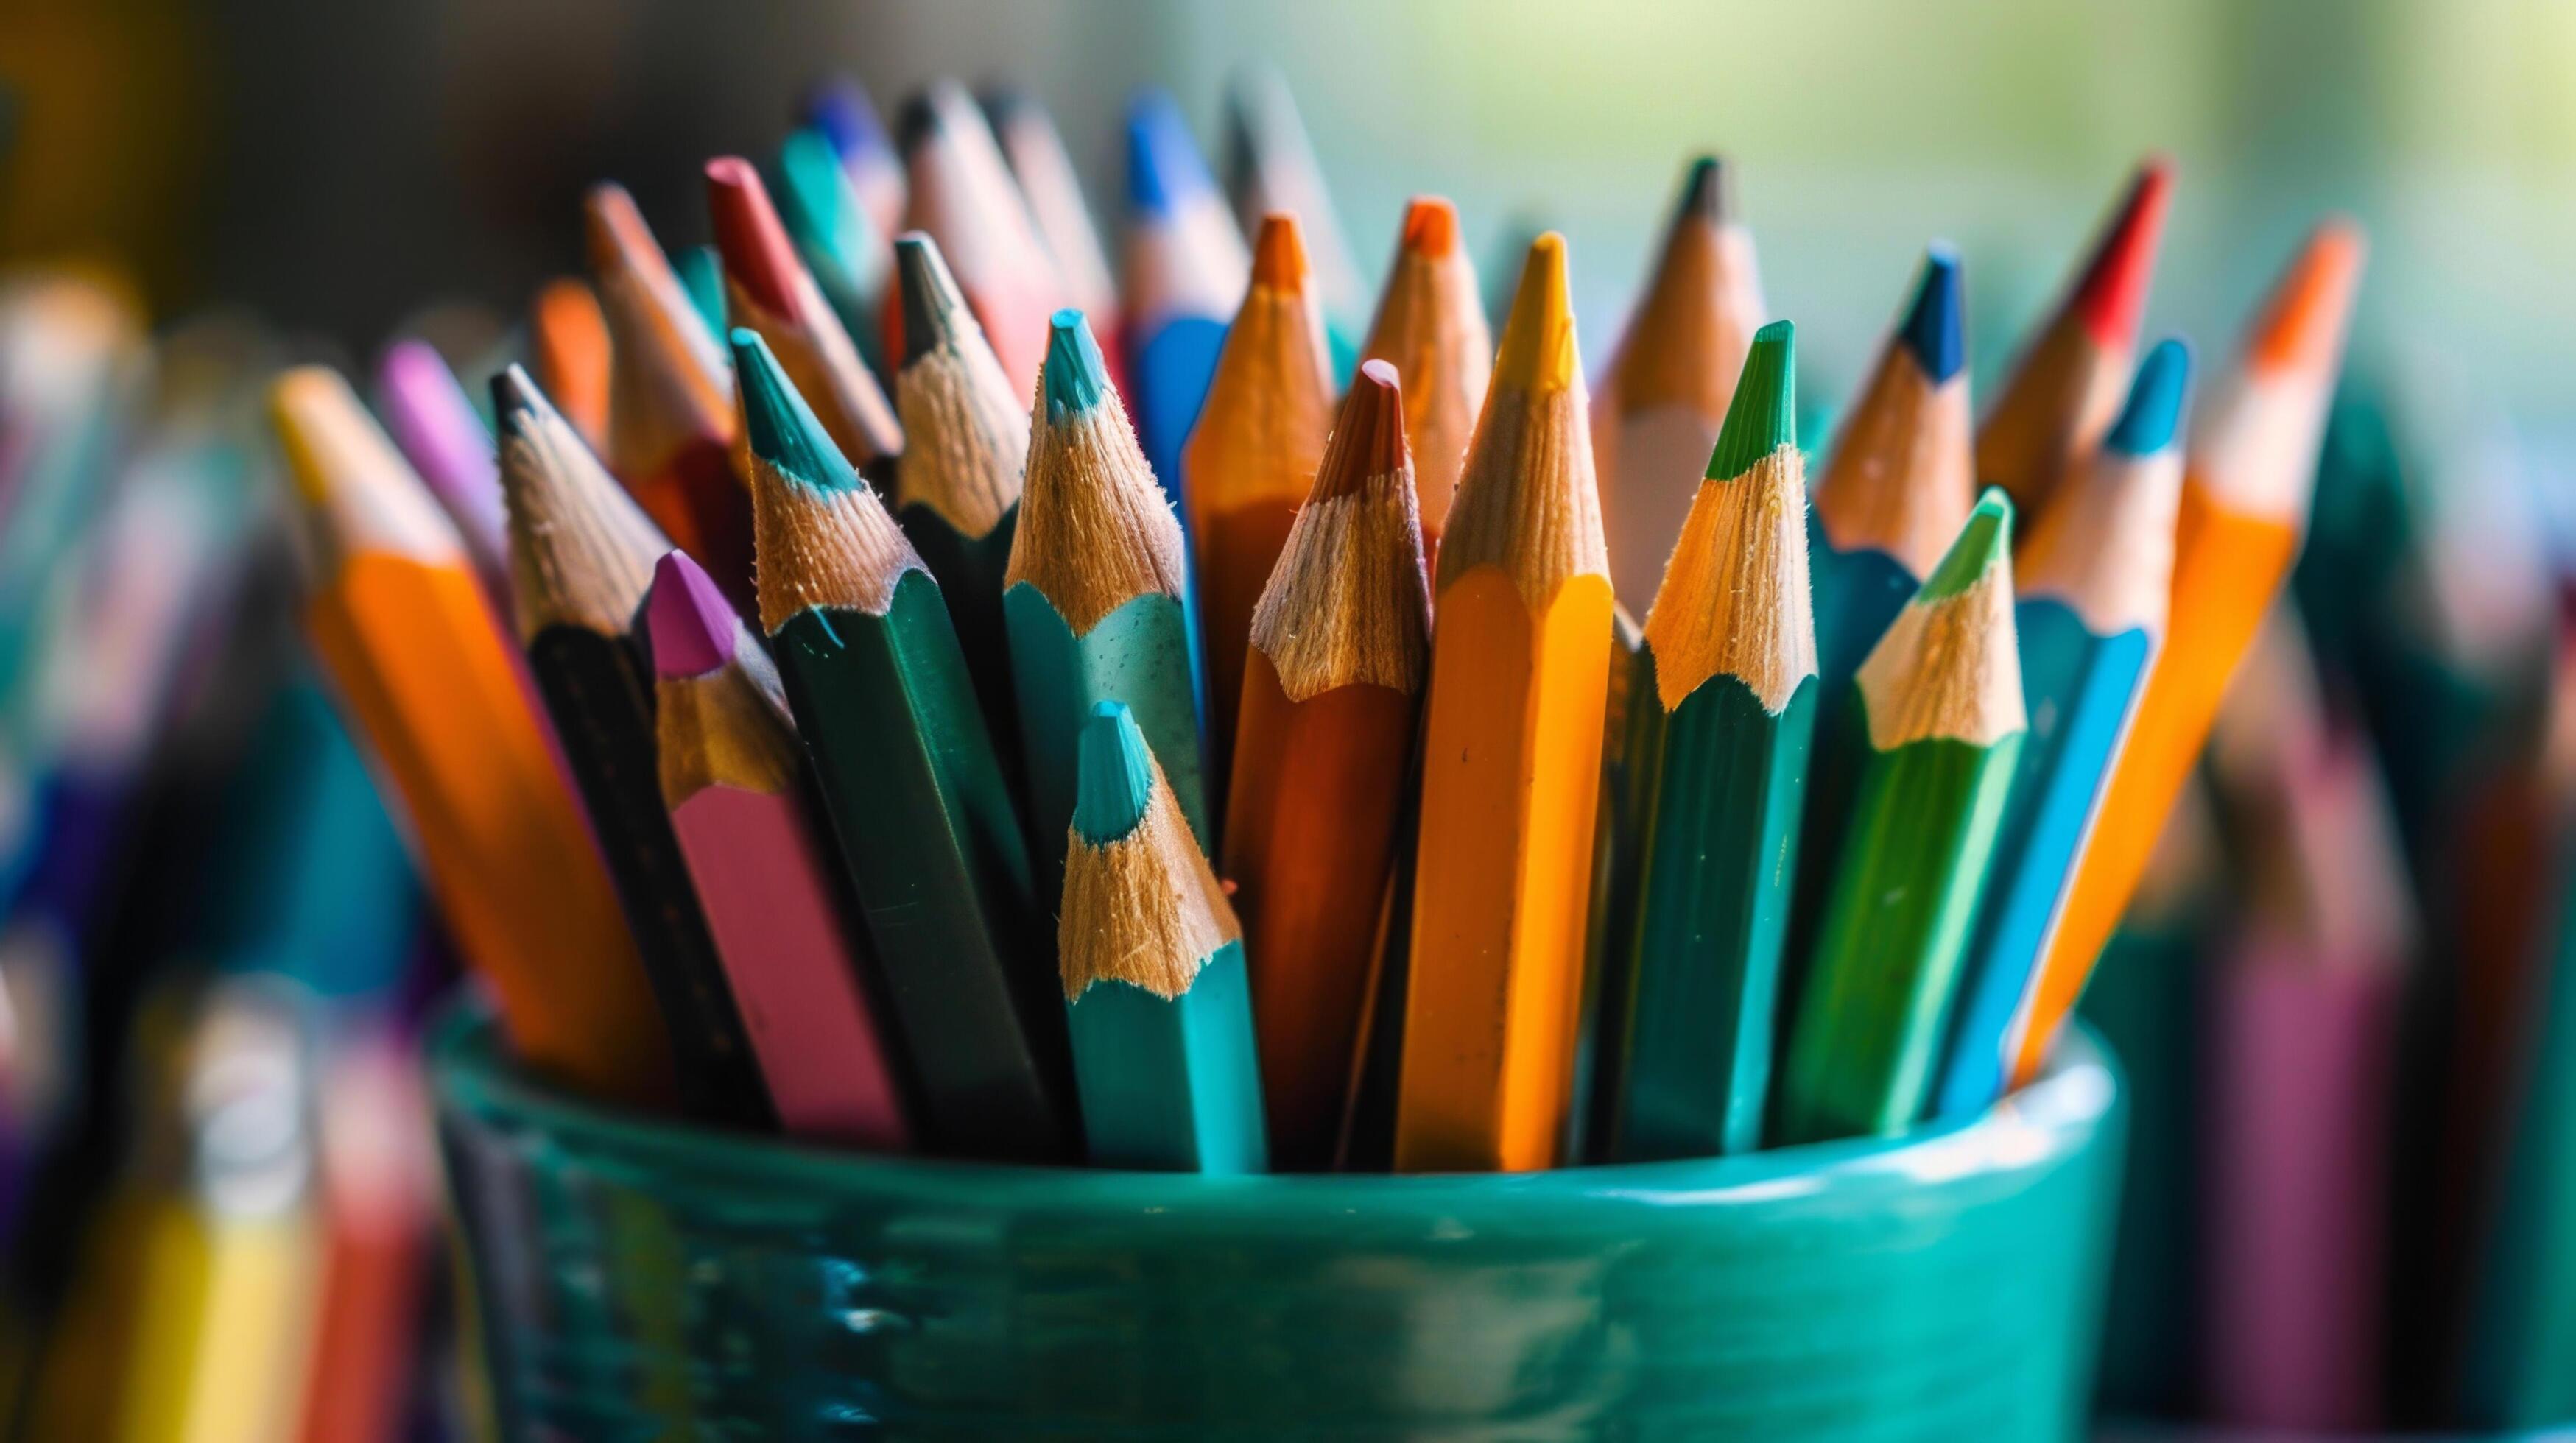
1250 213 1309 291
1313 359 1407 501
1899 244 1966 384
2103 339 2192 457
1072 700 1155 844
1042 308 1111 420
1918 488 2014 602
647 550 738 680
1493 233 1577 393
488 363 548 437
893 231 968 367
2248 219 2367 376
705 156 803 320
1705 320 1796 479
893 78 978 156
272 367 370 506
2070 156 2173 348
1400 197 1460 258
731 328 854 490
803 77 890 165
778 127 868 256
1676 155 1734 226
1125 88 1214 214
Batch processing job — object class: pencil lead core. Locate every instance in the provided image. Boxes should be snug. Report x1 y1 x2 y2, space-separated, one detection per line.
731 328 854 490
1042 308 1111 420
1400 197 1459 258
1899 244 1966 384
2102 339 2192 457
2070 156 2173 347
705 157 803 319
1918 488 2015 602
1072 700 1155 844
1493 233 1577 393
1314 359 1407 501
1705 320 1796 479
647 550 738 680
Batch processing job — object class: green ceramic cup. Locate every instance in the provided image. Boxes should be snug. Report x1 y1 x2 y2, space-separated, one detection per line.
432 1004 2125 1439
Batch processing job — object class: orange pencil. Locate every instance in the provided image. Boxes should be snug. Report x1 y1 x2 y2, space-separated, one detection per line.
1396 234 1614 1173
1223 361 1431 1168
272 367 672 1103
1976 158 2172 518
898 80 1068 400
1358 197 1490 553
529 276 612 454
706 157 903 476
1183 213 1336 796
2009 221 2367 1086
1593 157 1765 611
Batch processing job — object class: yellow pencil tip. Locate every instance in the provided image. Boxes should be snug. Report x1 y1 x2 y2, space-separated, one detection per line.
1250 212 1310 291
1493 231 1577 392
270 366 367 507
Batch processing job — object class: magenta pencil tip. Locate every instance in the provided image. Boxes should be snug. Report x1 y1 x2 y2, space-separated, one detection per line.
647 550 739 679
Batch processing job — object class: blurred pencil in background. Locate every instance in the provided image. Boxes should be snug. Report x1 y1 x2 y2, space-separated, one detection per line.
1357 197 1488 553
1121 88 1246 509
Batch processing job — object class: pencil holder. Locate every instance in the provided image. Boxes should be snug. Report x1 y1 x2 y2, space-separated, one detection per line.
432 1003 2125 1439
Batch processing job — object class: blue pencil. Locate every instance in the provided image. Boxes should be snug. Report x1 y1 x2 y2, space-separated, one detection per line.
1935 339 2192 1116
1119 88 1247 514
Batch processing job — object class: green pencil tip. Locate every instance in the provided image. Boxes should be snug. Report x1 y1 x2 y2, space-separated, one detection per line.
1918 487 2014 602
1071 700 1155 844
729 327 856 490
1043 308 1110 421
1703 320 1796 479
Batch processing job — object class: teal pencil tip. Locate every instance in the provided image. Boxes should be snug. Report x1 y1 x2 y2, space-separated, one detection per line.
1071 700 1155 844
1043 308 1110 421
1918 488 2014 601
777 127 867 258
729 328 856 490
1703 320 1796 479
2102 337 2192 457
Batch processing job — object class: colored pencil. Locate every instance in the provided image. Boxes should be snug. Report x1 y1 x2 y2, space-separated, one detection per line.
1395 233 1614 1173
1224 64 1365 374
647 548 912 1149
674 244 727 346
803 75 907 250
983 87 1119 342
1060 699 1266 1173
1975 158 2171 517
527 275 611 453
889 233 1029 785
374 339 508 606
895 80 1066 399
1121 88 1247 509
1357 196 1490 550
1594 156 1766 613
272 366 672 1102
1222 359 1429 1168
1571 601 1650 1165
1184 213 1335 797
736 325 1072 1162
1005 310 1208 892
492 364 770 1126
705 156 902 477
2010 220 2367 1088
583 182 759 613
1935 339 2189 1118
295 1030 435 1443
1597 320 1815 1162
775 124 893 378
1778 490 2026 1143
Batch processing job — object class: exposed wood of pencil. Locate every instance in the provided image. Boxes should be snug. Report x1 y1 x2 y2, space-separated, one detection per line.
649 549 912 1149
1974 158 2172 517
706 156 902 474
984 88 1119 335
1602 320 1816 1162
1396 233 1614 1173
272 367 672 1102
1222 359 1429 1168
494 364 770 1126
739 326 1074 1162
2010 221 2365 1088
1778 491 2025 1143
898 80 1066 399
529 275 612 454
1186 213 1337 803
1594 157 1767 612
1359 197 1490 546
1061 699 1266 1172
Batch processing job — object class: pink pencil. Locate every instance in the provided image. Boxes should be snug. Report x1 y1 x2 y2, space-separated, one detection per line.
375 340 510 607
647 549 911 1149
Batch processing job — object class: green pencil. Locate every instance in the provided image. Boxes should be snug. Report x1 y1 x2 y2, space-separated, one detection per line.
1005 309 1207 896
1600 320 1817 1160
1778 489 2026 1144
776 124 891 378
1060 700 1266 1172
733 327 1077 1162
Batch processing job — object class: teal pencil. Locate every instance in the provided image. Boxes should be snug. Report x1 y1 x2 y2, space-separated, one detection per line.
1060 700 1265 1172
775 124 893 377
1936 339 2189 1117
1004 310 1207 896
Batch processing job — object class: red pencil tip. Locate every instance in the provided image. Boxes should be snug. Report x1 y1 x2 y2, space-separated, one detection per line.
2247 218 2367 376
705 157 805 320
1250 212 1309 291
1312 358 1407 499
1400 197 1459 259
647 549 739 679
2069 156 2173 348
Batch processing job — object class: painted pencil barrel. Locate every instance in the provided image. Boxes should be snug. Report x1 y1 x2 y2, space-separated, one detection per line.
434 1001 2123 1439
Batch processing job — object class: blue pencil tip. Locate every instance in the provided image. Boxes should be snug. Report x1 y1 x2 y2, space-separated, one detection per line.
1043 309 1111 420
803 78 887 163
1898 244 1966 384
2102 338 2192 457
1072 700 1155 844
1125 89 1211 215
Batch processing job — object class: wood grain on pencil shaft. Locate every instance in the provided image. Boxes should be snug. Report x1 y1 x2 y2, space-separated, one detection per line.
1359 197 1489 547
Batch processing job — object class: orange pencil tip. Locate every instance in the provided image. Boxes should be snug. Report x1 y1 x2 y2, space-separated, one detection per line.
1314 358 1407 499
2070 155 2174 349
1250 212 1310 291
582 183 657 279
704 156 803 320
2248 219 2367 376
1400 197 1459 258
